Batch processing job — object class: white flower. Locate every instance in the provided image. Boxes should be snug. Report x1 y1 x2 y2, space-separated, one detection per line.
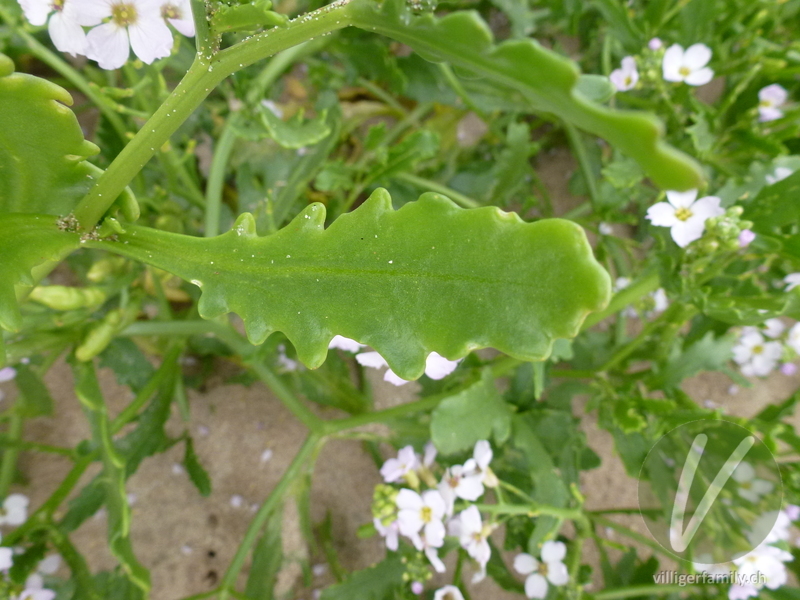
395 489 446 548
784 273 800 291
732 331 782 377
767 167 793 185
650 288 669 314
758 85 788 122
738 229 756 247
733 544 793 591
598 222 613 235
37 554 61 575
748 510 791 547
729 584 758 600
788 323 800 354
0 494 29 527
328 335 363 353
433 586 465 600
75 0 173 70
514 542 569 599
17 0 86 56
731 462 774 503
662 43 714 86
610 56 638 91
380 446 419 483
417 528 446 573
763 318 785 339
0 367 17 383
356 351 459 386
0 537 12 570
438 463 484 516
159 0 193 36
467 440 497 487
613 277 630 292
12 574 56 600
646 190 724 247
373 517 399 551
452 505 491 583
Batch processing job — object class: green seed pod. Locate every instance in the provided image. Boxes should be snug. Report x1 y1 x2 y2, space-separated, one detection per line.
29 286 107 311
87 256 127 283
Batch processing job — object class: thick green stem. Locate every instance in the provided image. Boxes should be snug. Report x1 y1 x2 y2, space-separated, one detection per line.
72 1 354 229
218 434 320 598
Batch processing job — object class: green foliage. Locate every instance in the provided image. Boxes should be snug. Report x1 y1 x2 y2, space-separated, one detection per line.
347 0 703 190
244 515 283 600
259 106 332 150
90 190 610 379
182 436 212 497
319 555 405 600
430 369 512 455
13 363 55 417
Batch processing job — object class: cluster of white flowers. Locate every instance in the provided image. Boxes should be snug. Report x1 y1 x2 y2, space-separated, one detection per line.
732 318 800 377
693 506 798 600
646 189 725 248
374 442 570 598
16 0 193 69
329 336 460 386
608 42 790 121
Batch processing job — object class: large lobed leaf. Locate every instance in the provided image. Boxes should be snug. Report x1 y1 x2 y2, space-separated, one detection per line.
90 189 611 380
345 0 703 191
0 53 99 215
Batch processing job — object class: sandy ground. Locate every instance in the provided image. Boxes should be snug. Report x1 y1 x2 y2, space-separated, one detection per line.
3 149 799 600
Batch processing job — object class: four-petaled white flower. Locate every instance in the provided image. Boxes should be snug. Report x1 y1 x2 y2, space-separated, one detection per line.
380 445 419 483
732 461 774 502
12 574 57 600
0 494 29 527
356 351 459 387
451 505 491 583
75 0 174 69
758 85 788 122
766 167 793 185
646 190 724 247
610 56 638 92
732 331 783 377
514 541 570 599
438 463 484 517
784 273 800 292
662 43 714 86
159 0 193 36
18 0 86 55
733 544 793 593
395 489 446 548
433 585 465 600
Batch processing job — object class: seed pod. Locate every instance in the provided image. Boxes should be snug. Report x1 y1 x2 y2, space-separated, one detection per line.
29 286 107 311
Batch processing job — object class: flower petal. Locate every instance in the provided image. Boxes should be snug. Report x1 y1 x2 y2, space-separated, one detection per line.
759 84 788 106
662 44 685 81
49 11 87 56
355 351 388 369
546 561 569 586
665 189 698 208
513 553 538 576
328 335 362 352
86 22 130 69
169 16 195 36
473 440 492 469
541 540 567 563
396 488 423 511
525 573 549 599
71 0 111 26
683 43 712 70
670 218 705 248
425 352 459 380
732 461 755 483
128 16 173 64
454 473 484 501
19 0 50 26
645 202 679 228
690 196 724 221
422 489 446 519
383 369 410 386
684 67 714 86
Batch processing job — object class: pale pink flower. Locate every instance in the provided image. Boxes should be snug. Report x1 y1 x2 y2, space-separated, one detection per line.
662 43 714 86
758 84 788 122
610 56 638 91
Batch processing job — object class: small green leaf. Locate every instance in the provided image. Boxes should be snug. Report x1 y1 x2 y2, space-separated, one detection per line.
652 332 735 389
431 369 512 455
98 338 157 393
346 0 702 190
575 74 615 104
743 170 800 261
91 190 610 380
319 555 404 600
183 436 212 497
14 363 54 417
687 115 714 156
210 0 287 34
244 514 283 600
259 106 332 150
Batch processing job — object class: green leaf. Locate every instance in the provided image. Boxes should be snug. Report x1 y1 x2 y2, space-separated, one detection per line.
742 170 800 260
687 115 714 157
0 214 80 337
486 540 525 593
259 106 332 150
489 122 536 205
244 514 283 599
14 363 54 417
319 555 404 600
98 338 156 393
652 332 735 389
430 369 512 455
0 54 99 215
575 74 615 104
183 436 212 497
346 1 702 190
90 190 610 380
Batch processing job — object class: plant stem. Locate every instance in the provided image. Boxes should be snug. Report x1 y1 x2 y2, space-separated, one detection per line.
205 114 241 237
564 122 599 208
0 437 75 458
475 502 583 520
581 272 659 330
0 412 23 499
591 584 701 599
248 360 324 432
72 1 355 229
49 523 102 600
395 173 480 208
218 434 320 598
591 514 671 558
